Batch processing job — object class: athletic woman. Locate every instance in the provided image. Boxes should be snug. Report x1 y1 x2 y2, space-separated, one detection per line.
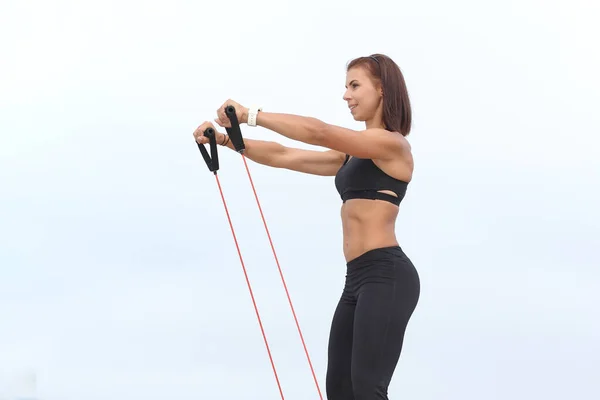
193 53 420 400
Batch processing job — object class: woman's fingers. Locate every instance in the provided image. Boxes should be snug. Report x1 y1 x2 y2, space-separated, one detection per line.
215 105 231 128
193 121 218 144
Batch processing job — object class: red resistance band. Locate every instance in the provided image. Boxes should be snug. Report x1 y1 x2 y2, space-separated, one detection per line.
196 105 323 400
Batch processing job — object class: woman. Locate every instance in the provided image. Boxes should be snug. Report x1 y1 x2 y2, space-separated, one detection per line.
194 53 420 399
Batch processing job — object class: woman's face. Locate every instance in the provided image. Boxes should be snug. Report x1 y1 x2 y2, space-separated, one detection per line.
343 66 383 123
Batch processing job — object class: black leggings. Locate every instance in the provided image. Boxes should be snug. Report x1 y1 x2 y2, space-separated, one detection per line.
326 246 420 400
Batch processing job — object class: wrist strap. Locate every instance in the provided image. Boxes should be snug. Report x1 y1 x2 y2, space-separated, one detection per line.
247 106 262 127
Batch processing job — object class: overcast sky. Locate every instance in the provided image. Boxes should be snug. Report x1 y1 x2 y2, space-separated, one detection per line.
1 0 599 399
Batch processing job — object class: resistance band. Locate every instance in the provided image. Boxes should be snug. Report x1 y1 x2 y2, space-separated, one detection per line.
196 105 323 400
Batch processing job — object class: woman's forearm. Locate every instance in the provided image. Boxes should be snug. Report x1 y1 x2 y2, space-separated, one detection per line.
255 111 327 146
220 136 286 166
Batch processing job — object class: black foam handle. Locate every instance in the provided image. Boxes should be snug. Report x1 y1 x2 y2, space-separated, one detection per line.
197 127 219 174
207 127 219 172
224 105 246 153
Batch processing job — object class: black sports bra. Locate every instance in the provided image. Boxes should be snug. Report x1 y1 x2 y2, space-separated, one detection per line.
334 155 408 206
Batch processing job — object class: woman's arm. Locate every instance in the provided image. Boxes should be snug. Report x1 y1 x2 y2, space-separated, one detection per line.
255 112 326 146
223 135 345 176
255 111 407 161
213 99 408 160
193 120 345 176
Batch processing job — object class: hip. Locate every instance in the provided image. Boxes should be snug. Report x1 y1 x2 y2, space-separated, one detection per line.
341 245 420 302
345 245 418 282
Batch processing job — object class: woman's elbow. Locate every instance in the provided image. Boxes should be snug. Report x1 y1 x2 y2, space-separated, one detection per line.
312 120 329 146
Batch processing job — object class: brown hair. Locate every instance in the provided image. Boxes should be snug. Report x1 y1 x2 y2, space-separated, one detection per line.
347 53 412 136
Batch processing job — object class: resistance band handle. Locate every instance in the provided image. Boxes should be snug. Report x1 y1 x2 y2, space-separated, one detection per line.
225 105 246 153
197 127 219 174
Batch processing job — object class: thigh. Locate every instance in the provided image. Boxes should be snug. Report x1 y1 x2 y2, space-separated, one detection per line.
351 265 420 398
326 294 356 400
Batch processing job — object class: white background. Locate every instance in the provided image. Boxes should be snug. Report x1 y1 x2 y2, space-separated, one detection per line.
1 0 599 399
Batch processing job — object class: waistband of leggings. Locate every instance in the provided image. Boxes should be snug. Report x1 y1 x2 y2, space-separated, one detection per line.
346 245 404 267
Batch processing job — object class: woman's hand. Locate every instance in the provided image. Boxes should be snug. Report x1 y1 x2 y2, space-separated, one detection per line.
214 99 249 128
193 121 227 146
